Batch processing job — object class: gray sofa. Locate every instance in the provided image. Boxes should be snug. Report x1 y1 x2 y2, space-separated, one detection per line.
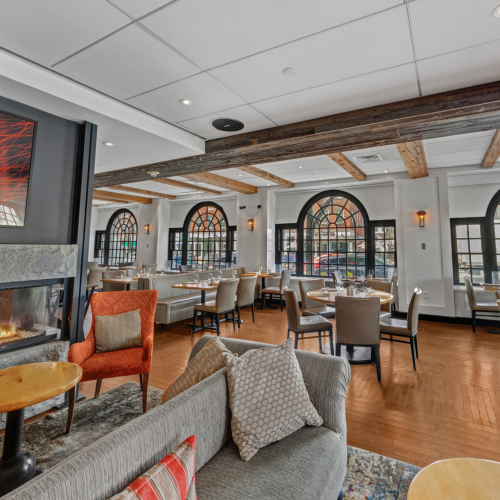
138 267 245 330
5 336 350 500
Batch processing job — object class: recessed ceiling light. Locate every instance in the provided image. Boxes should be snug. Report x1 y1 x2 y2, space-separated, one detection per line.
283 68 295 76
298 166 303 169
238 174 242 177
266 183 271 186
384 170 389 173
103 142 114 146
180 99 193 105
494 5 500 17
148 170 160 178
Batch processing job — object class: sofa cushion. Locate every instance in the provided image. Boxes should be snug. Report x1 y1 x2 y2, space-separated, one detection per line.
94 309 142 353
225 338 322 461
195 426 344 500
108 435 197 500
158 295 202 311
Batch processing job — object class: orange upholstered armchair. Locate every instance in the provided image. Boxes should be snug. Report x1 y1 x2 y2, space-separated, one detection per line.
68 290 158 422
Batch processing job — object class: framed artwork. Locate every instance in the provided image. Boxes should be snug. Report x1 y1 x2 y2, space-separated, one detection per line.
0 110 35 227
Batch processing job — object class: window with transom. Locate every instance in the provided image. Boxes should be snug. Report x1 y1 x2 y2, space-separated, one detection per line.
104 209 137 267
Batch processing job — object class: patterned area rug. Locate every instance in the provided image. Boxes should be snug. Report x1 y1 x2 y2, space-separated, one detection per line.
4 383 420 498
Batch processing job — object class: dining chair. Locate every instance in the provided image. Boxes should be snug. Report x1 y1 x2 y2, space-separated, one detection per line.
261 270 292 311
179 264 193 272
379 288 422 370
367 279 393 318
390 274 398 316
335 295 382 381
298 279 336 319
235 275 258 327
88 261 99 270
284 287 334 354
87 268 108 290
193 279 239 335
102 271 127 292
464 276 500 332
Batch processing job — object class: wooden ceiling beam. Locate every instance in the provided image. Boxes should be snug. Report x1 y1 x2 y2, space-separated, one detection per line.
236 166 294 187
107 185 176 200
93 197 129 204
93 81 500 187
482 130 500 168
153 178 221 195
326 153 366 181
183 172 258 194
396 141 429 179
93 190 152 204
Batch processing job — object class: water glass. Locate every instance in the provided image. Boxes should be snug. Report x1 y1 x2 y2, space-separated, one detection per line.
194 273 200 284
120 270 126 280
259 266 263 273
160 267 165 275
232 270 237 278
218 270 222 280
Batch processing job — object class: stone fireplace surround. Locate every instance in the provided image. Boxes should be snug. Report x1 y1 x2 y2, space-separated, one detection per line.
0 244 78 427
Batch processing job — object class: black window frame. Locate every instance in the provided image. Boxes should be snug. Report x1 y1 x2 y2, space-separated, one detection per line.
168 227 183 270
103 209 138 267
371 219 397 279
94 230 106 264
275 224 298 273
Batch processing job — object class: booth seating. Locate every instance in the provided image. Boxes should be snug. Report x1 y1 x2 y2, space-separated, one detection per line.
138 267 245 331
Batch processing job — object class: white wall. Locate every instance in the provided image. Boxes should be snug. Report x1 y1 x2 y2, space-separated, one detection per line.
275 183 395 224
169 197 238 228
449 183 500 218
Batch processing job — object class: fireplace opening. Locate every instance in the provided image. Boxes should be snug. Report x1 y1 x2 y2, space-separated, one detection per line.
0 283 62 352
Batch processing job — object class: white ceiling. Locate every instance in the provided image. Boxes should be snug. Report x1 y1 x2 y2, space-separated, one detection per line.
1 0 500 199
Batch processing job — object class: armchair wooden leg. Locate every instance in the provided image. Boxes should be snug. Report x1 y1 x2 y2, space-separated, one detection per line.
410 337 417 370
139 373 143 391
329 329 334 355
142 372 149 414
414 335 419 358
375 345 381 382
287 328 290 339
251 303 255 322
232 310 236 331
317 331 322 350
335 342 341 357
216 314 220 336
66 386 76 433
95 379 102 398
280 295 283 312
294 331 300 349
237 307 241 329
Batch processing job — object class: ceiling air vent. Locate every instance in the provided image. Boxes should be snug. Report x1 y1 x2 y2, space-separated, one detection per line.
352 153 384 163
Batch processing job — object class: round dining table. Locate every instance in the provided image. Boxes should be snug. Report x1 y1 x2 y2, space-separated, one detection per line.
306 289 393 364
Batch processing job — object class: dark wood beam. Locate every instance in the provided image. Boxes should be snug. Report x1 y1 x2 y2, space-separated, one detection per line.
237 165 294 187
153 178 222 195
397 141 429 179
107 185 176 200
93 81 500 188
183 172 258 194
93 190 152 204
326 153 366 181
482 130 500 168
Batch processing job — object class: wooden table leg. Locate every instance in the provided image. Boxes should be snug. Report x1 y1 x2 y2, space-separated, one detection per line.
66 386 76 433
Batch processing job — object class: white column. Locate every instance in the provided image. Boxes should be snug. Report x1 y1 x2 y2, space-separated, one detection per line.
136 200 160 266
156 199 171 270
237 193 264 272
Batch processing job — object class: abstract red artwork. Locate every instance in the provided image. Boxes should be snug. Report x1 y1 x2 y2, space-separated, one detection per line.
0 111 35 226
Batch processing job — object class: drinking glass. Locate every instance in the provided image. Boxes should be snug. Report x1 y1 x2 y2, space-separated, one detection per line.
232 270 237 279
194 273 200 284
218 270 222 280
120 270 126 280
259 266 263 273
136 273 141 278
267 268 271 274
208 273 213 280
160 267 165 275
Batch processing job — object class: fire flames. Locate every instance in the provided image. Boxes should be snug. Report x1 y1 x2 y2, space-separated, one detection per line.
0 324 41 344
0 324 17 339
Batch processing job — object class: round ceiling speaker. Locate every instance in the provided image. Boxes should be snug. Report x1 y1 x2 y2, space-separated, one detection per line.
211 118 244 132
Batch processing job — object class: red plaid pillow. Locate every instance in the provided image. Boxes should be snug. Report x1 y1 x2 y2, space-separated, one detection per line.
108 436 197 500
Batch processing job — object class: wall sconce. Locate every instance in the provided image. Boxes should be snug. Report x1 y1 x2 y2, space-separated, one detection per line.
417 211 426 227
247 218 254 231
144 224 150 234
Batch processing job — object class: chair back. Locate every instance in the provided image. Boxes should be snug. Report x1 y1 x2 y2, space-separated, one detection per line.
333 270 343 285
279 270 292 291
464 276 477 310
237 276 258 307
299 279 325 310
143 264 157 274
335 296 380 346
180 264 192 272
88 269 106 288
215 279 239 312
367 279 393 313
284 287 301 332
88 261 99 270
407 288 422 334
126 268 138 277
117 261 134 267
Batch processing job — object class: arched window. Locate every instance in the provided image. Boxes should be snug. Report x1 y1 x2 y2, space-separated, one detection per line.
182 203 233 270
301 192 367 277
104 209 138 266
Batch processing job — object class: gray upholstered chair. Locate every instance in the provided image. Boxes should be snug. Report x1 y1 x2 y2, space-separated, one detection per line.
464 276 499 332
235 275 258 327
335 295 382 381
179 264 193 272
298 279 336 319
102 270 127 292
261 270 292 311
379 288 422 370
284 287 334 354
87 268 108 290
367 279 393 318
125 268 138 277
194 279 239 335
333 270 343 286
88 261 99 270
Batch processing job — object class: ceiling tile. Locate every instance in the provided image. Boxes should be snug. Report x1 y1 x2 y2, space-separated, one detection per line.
409 0 500 60
208 6 414 102
424 131 495 156
417 39 500 95
142 0 403 69
128 73 245 122
108 0 170 19
56 24 199 99
0 0 130 66
252 63 419 125
178 105 276 140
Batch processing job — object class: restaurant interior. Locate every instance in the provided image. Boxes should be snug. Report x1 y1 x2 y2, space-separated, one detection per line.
1 1 500 499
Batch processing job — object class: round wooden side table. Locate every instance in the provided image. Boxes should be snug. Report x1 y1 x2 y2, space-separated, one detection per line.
408 458 500 500
0 361 82 496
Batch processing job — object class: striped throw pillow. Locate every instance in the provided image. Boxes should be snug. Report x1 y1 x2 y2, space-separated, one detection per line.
108 436 197 500
95 309 142 353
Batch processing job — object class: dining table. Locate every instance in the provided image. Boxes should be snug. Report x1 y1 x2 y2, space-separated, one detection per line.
306 288 393 364
100 274 164 291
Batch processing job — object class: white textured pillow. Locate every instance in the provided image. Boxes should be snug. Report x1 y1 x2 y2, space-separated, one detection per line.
225 338 323 461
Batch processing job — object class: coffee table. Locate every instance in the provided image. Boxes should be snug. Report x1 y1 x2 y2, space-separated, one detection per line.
0 361 82 496
407 458 500 499
306 289 393 363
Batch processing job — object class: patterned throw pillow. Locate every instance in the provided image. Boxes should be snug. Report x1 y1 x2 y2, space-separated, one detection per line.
225 338 323 461
108 435 197 500
163 337 235 403
95 309 142 353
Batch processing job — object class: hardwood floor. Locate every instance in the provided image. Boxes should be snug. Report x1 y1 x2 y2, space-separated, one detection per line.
79 308 500 469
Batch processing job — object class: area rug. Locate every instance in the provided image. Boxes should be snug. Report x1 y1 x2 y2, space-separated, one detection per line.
0 382 163 470
4 383 421 498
